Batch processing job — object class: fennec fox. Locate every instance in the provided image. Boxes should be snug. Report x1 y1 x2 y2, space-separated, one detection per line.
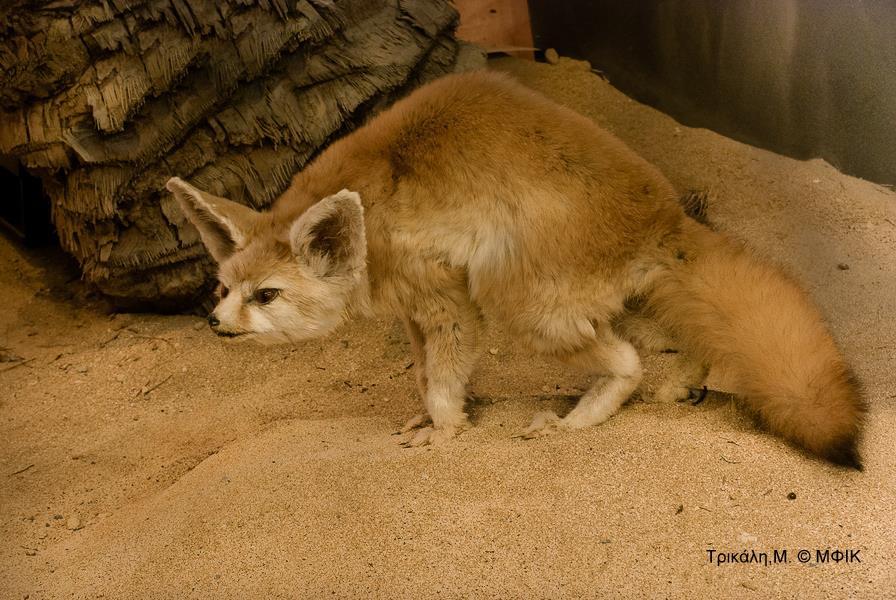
167 71 865 468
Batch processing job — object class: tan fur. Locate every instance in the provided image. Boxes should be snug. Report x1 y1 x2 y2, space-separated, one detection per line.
167 71 864 467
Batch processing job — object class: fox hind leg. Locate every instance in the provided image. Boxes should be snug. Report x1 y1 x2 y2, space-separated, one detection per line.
522 323 642 438
612 310 708 403
654 352 709 403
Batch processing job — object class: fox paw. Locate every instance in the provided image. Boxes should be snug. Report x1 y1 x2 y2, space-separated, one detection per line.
396 414 468 447
400 425 462 447
516 410 564 439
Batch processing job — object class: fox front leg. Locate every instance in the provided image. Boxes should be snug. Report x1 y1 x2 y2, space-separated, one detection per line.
401 315 429 404
397 315 432 434
400 294 483 447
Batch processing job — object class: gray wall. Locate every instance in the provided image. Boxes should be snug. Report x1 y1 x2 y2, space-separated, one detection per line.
529 0 896 186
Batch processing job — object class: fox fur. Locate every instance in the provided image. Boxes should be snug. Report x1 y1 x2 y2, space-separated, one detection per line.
167 70 865 468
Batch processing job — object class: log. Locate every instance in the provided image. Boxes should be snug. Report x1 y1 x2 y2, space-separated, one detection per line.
0 0 484 310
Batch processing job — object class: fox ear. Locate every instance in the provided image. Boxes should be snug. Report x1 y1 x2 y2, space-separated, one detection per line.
165 177 259 263
290 189 366 277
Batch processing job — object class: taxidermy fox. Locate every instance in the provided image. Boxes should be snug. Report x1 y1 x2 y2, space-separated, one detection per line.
167 71 864 468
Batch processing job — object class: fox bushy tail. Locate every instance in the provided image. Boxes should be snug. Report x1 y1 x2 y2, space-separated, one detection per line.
647 220 866 468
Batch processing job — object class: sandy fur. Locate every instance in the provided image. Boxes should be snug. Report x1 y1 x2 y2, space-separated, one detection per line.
170 71 864 466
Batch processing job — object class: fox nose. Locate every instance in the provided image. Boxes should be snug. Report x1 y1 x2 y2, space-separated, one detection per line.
207 314 220 328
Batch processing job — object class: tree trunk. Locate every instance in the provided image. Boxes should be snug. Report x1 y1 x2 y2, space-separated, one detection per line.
0 0 482 310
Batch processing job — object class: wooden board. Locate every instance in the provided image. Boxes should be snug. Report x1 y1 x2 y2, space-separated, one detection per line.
454 0 534 58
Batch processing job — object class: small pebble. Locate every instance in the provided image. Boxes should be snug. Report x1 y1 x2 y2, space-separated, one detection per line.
75 365 88 374
24 549 37 556
66 516 82 531
193 321 206 331
488 348 498 355
837 263 850 270
544 48 560 65
787 492 797 500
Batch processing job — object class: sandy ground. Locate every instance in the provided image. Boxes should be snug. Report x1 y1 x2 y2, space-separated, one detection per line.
2 57 895 599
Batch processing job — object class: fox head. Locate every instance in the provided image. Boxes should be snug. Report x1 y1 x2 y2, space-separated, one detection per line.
165 177 367 343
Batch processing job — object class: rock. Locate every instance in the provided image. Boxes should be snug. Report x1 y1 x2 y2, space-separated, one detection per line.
66 516 83 530
488 348 499 355
193 321 207 331
545 48 560 65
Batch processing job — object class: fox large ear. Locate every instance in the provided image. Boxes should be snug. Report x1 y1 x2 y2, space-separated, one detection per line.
165 177 259 263
290 189 366 277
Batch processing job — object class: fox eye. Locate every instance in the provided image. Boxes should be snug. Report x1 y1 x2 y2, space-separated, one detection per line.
219 284 229 299
254 288 280 305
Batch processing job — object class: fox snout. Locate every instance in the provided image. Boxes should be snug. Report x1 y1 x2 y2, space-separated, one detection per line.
207 313 242 338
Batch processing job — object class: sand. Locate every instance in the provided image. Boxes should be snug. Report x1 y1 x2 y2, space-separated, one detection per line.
1 57 894 599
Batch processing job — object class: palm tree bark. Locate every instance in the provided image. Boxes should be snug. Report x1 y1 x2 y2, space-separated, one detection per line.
0 0 482 309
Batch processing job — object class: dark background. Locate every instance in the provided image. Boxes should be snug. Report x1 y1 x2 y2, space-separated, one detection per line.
529 0 896 187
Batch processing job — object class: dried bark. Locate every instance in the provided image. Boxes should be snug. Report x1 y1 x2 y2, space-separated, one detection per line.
1 0 482 309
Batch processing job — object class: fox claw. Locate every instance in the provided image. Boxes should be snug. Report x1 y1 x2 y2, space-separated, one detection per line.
399 425 460 447
516 410 563 439
395 413 431 434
